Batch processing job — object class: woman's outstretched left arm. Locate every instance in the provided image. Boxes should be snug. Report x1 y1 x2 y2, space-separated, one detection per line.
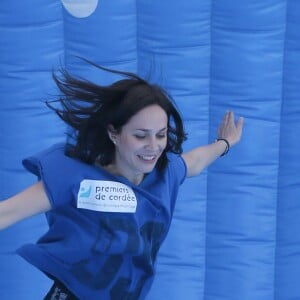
182 111 244 177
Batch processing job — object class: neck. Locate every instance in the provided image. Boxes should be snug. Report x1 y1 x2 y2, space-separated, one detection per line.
101 164 144 185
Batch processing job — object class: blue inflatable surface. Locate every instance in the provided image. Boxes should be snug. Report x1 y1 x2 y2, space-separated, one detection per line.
0 1 300 299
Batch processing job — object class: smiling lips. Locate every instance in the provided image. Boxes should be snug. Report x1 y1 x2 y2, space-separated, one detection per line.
138 154 158 162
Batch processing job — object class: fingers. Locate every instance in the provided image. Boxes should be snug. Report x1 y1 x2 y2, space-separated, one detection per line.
236 117 244 140
222 111 234 126
223 111 243 127
218 111 244 146
228 111 234 124
222 111 230 125
237 116 244 130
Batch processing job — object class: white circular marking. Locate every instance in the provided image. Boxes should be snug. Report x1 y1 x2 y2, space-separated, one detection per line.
61 0 99 18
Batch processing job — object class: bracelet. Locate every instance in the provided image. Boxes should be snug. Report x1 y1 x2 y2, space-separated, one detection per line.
216 138 230 157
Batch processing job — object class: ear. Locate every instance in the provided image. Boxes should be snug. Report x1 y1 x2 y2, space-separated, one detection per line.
107 125 117 144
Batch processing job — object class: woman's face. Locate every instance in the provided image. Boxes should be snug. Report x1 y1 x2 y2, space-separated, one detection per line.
110 104 168 184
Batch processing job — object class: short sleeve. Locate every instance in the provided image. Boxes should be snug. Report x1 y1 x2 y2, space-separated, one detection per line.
22 143 82 208
166 153 187 185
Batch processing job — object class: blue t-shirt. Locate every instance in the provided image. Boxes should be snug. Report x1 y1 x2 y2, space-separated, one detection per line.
17 143 186 300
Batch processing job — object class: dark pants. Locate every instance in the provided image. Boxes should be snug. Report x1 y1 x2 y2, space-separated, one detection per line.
44 280 78 300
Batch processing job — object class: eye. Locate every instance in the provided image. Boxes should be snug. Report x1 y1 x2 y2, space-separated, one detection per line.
134 135 146 139
157 129 167 139
156 134 167 139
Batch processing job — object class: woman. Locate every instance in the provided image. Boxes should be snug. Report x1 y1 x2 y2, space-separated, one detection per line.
0 62 243 299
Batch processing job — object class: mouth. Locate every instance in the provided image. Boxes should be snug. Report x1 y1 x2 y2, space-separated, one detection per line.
137 154 158 163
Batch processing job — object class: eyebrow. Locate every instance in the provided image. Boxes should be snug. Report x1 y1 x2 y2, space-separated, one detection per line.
135 128 167 133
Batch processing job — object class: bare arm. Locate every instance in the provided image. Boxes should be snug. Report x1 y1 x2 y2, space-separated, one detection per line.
182 111 244 177
0 181 51 230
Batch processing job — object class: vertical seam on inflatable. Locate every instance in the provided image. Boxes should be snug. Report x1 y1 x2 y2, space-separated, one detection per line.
61 1 66 67
136 0 140 75
274 1 288 299
203 0 214 299
63 5 66 66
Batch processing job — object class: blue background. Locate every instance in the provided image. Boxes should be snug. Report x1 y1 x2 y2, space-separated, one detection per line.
0 0 300 299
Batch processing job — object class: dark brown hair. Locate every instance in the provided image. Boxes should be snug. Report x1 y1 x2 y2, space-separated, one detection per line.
47 60 187 171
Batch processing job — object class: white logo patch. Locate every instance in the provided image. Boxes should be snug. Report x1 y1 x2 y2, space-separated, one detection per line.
77 180 137 213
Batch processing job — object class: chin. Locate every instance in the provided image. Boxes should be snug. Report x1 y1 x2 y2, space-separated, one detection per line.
139 164 156 175
135 155 161 174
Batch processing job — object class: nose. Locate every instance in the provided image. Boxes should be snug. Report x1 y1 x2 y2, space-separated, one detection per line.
145 136 159 151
